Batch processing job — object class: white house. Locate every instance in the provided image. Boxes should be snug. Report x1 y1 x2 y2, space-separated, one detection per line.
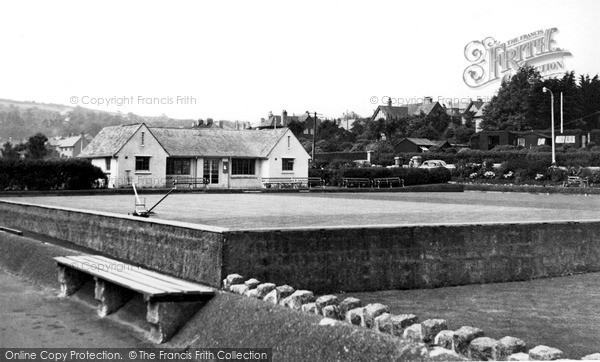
78 123 310 188
48 134 92 158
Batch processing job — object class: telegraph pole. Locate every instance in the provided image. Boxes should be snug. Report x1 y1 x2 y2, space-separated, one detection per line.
311 112 317 164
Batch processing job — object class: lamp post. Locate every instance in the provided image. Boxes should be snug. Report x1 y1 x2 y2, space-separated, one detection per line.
542 87 556 165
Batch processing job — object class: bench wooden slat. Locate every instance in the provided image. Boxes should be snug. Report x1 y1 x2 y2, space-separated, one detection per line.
77 255 188 294
262 177 322 189
89 255 213 294
563 176 589 187
57 255 214 295
58 255 170 295
373 177 403 188
341 177 371 188
55 256 169 296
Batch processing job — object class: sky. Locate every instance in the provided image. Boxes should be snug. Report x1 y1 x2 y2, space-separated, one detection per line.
1 0 599 124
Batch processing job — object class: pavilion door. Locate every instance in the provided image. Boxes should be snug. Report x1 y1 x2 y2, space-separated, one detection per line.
203 159 219 184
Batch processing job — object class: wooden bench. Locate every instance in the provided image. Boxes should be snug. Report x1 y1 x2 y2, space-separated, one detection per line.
373 177 404 188
262 177 299 188
563 176 589 188
290 177 325 188
54 255 215 343
342 177 371 188
173 177 208 189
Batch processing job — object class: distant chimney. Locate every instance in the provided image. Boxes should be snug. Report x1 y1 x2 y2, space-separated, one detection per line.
218 120 224 128
282 110 288 127
477 97 482 102
424 97 433 104
235 121 239 130
206 118 213 126
387 97 392 107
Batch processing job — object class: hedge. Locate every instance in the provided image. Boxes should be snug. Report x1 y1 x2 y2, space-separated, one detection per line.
371 150 600 167
309 167 451 186
0 158 107 190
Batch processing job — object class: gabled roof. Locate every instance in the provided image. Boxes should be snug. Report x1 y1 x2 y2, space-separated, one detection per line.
79 124 142 158
473 102 489 118
150 127 289 158
58 135 83 148
373 106 409 120
372 102 444 121
401 138 441 147
407 102 439 116
48 137 62 147
79 124 292 159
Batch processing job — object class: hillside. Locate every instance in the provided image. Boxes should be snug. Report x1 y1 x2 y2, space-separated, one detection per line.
0 98 79 115
0 98 196 143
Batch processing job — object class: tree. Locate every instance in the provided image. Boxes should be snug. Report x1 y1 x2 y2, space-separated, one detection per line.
1 142 20 159
481 66 542 131
286 118 305 137
26 133 49 159
482 68 599 132
579 74 600 128
454 126 476 144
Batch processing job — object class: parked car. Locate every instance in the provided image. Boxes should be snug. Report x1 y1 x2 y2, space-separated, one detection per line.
420 160 456 170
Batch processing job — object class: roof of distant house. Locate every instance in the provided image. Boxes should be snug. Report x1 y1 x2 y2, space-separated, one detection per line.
372 101 443 121
472 102 489 117
373 106 409 120
258 112 313 128
58 135 84 148
400 138 450 147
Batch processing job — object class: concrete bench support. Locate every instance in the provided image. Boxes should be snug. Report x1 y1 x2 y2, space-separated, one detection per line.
57 265 86 297
94 278 136 317
146 298 207 343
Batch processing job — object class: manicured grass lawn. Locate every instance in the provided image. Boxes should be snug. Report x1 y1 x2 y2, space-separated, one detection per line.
3 191 599 230
340 272 600 359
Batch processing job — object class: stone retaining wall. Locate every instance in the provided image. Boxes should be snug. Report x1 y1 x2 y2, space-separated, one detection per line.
0 200 224 287
2 200 600 293
223 221 600 292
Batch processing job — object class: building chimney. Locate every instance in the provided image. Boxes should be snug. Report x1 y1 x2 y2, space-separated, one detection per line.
282 110 288 127
387 97 392 107
235 121 239 130
424 96 433 104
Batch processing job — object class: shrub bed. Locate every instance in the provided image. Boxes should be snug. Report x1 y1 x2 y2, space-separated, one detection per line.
0 158 106 190
452 156 600 185
370 150 600 167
